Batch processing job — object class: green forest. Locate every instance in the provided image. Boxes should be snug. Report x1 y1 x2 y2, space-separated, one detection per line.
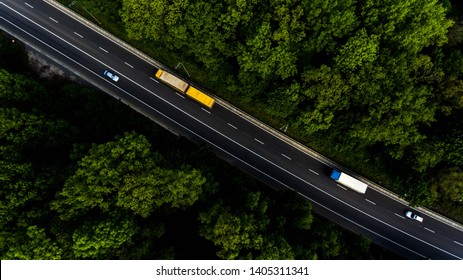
0 0 462 259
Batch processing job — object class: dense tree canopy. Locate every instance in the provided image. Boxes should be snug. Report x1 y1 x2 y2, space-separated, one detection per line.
199 190 315 260
72 213 138 259
52 132 206 220
2 226 63 260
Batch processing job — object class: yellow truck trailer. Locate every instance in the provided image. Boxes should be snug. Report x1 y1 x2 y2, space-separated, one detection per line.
155 69 215 109
185 86 215 109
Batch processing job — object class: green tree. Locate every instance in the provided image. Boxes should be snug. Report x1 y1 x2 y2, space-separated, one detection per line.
439 79 463 115
360 0 453 53
120 0 243 72
116 167 206 217
237 0 305 80
0 69 42 103
335 29 379 71
257 234 295 260
199 192 281 260
432 167 463 204
0 107 71 152
77 0 122 27
0 159 36 228
349 84 436 155
447 22 463 46
0 107 71 228
401 174 433 206
119 0 169 41
297 65 350 133
265 82 301 119
51 132 206 220
72 213 138 259
407 139 444 172
410 54 444 86
302 0 359 54
2 226 62 260
311 219 342 259
199 200 266 259
198 189 316 260
444 127 463 166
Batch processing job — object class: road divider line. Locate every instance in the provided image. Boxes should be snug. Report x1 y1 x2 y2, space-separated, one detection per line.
309 169 319 176
281 153 291 160
424 227 435 233
365 199 376 205
227 123 237 130
149 77 159 83
395 213 405 219
124 62 134 68
73 31 83 38
174 92 185 99
254 138 264 145
49 17 58 23
98 46 108 53
24 2 34 9
201 108 211 114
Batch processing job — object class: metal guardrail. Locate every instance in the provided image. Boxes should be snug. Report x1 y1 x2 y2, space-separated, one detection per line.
45 0 463 232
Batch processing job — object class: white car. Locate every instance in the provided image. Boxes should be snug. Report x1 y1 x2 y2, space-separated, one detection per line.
104 70 119 82
405 210 423 222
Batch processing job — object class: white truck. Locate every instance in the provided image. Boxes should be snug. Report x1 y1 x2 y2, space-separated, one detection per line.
330 169 368 194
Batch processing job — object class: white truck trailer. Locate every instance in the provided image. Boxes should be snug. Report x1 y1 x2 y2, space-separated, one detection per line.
330 169 368 194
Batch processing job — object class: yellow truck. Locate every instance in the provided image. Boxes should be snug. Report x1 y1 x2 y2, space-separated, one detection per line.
185 86 215 109
155 69 215 109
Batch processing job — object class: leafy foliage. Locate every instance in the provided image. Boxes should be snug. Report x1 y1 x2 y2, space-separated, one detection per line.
199 194 273 260
52 132 206 220
2 226 63 260
432 167 463 204
72 213 138 259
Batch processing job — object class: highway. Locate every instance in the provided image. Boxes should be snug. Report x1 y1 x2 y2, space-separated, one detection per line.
1 0 462 259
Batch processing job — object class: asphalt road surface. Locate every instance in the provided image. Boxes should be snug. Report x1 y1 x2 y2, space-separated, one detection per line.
1 0 462 259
